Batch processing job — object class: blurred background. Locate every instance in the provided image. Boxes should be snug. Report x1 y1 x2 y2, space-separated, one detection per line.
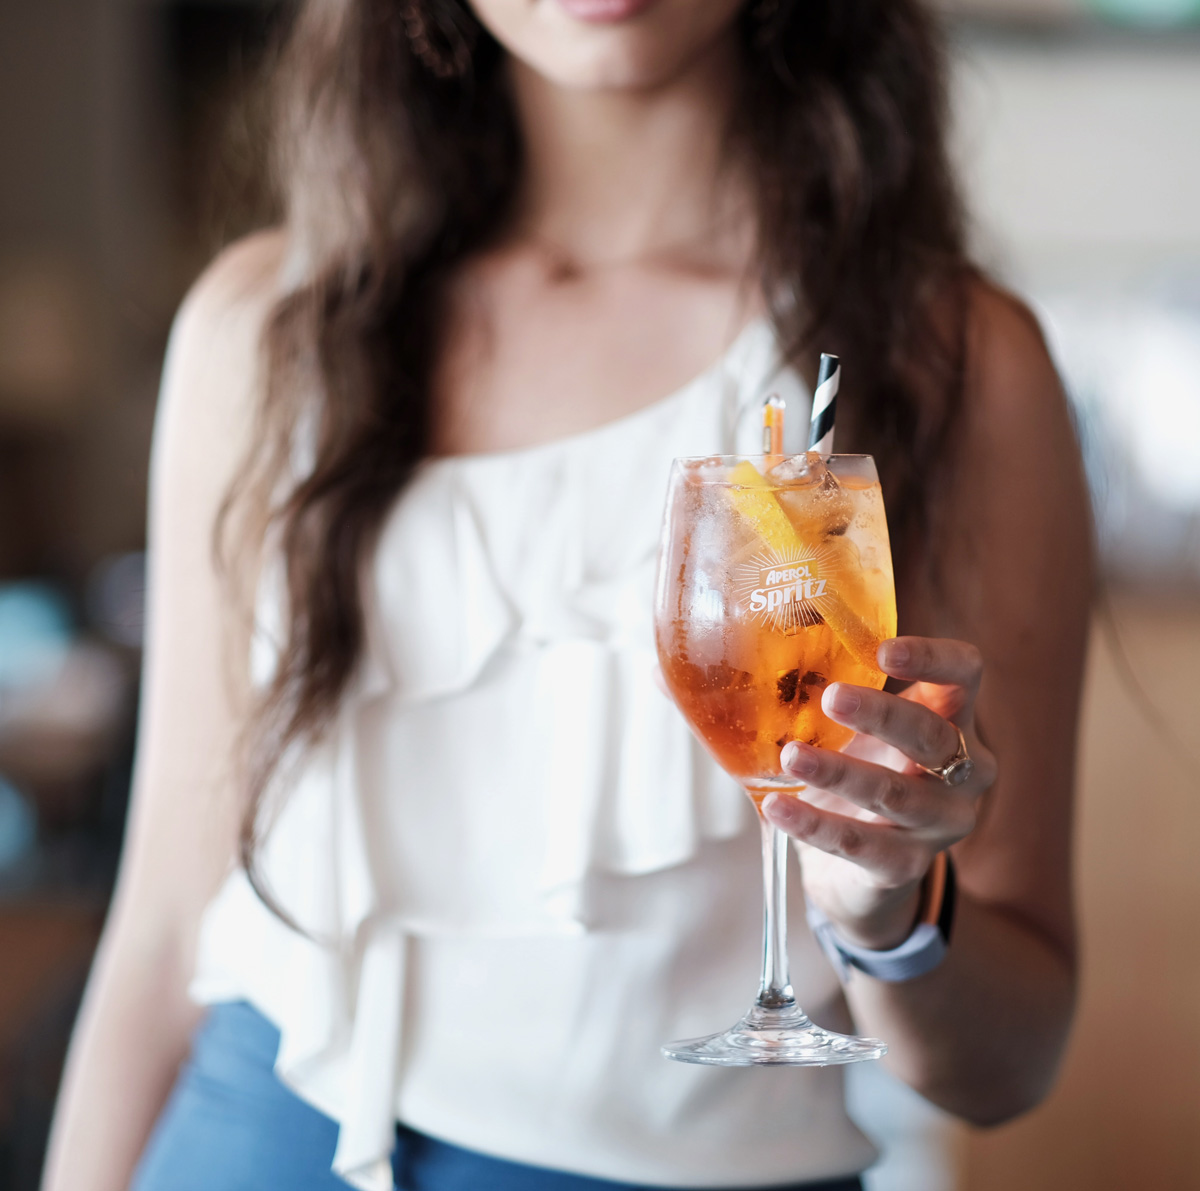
0 1 1196 1188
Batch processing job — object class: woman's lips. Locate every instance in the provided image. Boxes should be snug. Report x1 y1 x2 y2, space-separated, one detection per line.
553 0 657 24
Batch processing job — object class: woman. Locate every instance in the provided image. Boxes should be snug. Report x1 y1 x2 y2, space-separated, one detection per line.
43 0 1092 1187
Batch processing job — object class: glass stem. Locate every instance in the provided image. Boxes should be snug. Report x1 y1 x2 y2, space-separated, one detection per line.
757 814 796 1010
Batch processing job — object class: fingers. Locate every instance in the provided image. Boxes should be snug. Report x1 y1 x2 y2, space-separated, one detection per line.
820 683 964 771
780 741 978 834
762 794 930 889
878 636 983 694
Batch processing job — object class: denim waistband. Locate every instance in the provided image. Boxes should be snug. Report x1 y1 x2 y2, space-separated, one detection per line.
134 1001 864 1191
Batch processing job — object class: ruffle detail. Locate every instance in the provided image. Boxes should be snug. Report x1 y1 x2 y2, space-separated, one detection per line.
527 601 749 926
367 472 516 706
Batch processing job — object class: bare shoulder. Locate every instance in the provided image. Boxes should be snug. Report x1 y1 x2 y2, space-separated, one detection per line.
961 279 1074 455
166 229 287 398
155 229 287 481
945 275 1093 577
149 229 289 628
947 277 1092 552
175 228 287 340
920 276 1092 583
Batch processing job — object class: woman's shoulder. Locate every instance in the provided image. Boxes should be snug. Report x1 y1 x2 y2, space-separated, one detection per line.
170 228 289 370
148 229 289 583
949 275 1093 595
962 277 1065 440
155 229 288 465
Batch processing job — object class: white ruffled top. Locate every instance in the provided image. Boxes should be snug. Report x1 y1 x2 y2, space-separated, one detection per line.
190 317 878 1190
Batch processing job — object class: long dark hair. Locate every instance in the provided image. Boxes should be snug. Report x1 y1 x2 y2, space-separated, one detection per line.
226 0 971 906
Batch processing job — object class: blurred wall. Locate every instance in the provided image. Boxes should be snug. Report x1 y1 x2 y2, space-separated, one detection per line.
0 0 276 582
953 28 1200 285
0 0 170 580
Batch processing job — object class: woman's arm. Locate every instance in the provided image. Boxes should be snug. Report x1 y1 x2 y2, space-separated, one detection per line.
41 232 282 1191
765 284 1092 1125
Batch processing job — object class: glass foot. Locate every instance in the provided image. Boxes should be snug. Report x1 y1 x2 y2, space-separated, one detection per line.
662 1003 887 1067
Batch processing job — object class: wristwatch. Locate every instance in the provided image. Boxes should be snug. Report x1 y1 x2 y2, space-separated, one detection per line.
806 852 957 983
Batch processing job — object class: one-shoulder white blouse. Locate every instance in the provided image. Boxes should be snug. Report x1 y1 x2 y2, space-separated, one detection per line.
189 317 878 1190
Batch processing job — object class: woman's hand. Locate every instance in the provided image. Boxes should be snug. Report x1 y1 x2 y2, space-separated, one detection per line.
763 635 998 951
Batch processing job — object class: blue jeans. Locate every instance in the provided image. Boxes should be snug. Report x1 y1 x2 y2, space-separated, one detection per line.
133 1002 865 1191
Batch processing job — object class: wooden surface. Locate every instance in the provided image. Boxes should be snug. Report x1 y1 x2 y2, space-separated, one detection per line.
958 597 1200 1189
0 903 99 1126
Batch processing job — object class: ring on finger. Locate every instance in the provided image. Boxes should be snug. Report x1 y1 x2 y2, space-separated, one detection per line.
918 724 975 787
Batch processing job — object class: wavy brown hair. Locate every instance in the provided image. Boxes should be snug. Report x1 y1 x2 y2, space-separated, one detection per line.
227 0 972 913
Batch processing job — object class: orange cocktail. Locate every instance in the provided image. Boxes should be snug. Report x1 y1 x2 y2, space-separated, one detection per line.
655 454 896 804
654 452 894 1067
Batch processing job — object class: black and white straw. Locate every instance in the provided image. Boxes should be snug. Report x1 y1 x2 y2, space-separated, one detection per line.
808 353 839 454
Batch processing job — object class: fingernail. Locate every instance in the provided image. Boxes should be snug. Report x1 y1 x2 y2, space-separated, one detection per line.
764 794 813 833
827 684 860 716
781 742 818 776
884 640 909 668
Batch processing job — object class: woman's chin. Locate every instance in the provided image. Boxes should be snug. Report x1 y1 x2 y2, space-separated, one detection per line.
517 41 688 93
476 0 743 93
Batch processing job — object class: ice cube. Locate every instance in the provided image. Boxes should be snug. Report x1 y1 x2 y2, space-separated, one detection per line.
766 452 825 486
816 471 853 537
776 463 853 538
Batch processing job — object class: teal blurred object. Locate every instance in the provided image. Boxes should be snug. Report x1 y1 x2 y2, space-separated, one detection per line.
0 582 74 689
0 775 36 868
1086 0 1200 24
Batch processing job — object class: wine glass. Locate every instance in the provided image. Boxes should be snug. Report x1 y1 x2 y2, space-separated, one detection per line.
654 453 895 1065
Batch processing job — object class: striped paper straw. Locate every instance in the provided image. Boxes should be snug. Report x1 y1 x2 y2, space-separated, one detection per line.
808 353 839 453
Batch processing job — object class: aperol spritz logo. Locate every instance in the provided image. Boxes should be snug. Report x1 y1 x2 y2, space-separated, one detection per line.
734 546 837 631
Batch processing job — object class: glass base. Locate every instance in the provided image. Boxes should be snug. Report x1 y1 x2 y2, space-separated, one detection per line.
662 1003 887 1067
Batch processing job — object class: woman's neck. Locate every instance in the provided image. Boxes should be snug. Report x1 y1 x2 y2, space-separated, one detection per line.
507 39 754 271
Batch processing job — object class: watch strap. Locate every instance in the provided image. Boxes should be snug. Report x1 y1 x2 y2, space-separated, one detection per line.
806 852 956 983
